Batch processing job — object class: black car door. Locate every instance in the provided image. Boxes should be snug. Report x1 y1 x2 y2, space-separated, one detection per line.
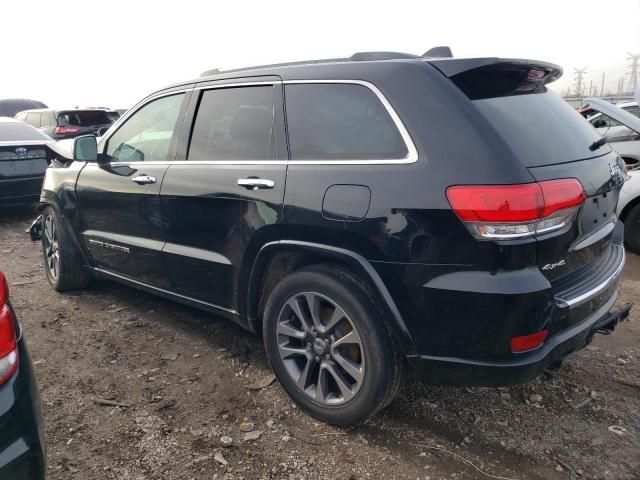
75 89 192 288
160 78 287 312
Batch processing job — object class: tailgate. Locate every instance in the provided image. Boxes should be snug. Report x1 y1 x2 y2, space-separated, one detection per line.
528 150 625 282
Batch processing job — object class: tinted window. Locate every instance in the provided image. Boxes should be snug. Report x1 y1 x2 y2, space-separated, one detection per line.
26 112 41 128
105 94 184 162
188 86 275 161
0 121 50 141
285 84 408 160
473 91 608 167
624 106 640 118
57 110 113 127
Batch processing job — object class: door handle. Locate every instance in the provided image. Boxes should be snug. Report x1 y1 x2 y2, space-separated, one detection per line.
131 175 157 185
237 178 275 190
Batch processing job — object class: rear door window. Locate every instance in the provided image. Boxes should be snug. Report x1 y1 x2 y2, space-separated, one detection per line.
284 83 408 160
188 86 276 161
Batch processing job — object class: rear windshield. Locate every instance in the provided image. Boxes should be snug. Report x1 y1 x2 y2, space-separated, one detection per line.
57 110 113 127
473 91 609 167
0 122 50 141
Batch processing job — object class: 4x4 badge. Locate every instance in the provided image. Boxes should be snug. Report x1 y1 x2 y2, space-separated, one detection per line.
542 259 566 271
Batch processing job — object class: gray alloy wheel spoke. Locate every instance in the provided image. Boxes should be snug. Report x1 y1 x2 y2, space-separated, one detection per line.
276 292 365 406
277 321 305 340
287 297 313 333
44 216 60 280
332 329 361 348
325 363 356 402
324 305 347 332
296 356 314 389
279 345 307 359
332 351 364 384
303 293 322 330
316 365 328 402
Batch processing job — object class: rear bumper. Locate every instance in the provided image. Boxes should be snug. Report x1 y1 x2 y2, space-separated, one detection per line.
0 177 43 208
407 293 631 386
0 339 46 480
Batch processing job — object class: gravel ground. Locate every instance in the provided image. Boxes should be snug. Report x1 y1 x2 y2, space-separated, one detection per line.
1 207 639 480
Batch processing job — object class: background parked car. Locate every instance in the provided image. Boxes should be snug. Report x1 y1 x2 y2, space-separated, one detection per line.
582 96 640 253
15 108 115 139
0 272 46 480
0 118 52 208
0 99 47 118
580 101 640 142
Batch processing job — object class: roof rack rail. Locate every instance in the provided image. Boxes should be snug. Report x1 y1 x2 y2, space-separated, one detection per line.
422 46 453 58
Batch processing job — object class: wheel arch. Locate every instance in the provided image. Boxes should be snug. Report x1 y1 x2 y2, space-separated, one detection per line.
244 240 415 353
620 193 640 221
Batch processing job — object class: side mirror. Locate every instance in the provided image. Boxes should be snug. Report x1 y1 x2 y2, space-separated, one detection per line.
73 135 98 161
592 119 607 129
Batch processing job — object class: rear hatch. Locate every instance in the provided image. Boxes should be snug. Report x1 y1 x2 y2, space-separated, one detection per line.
55 110 114 137
0 121 50 200
431 58 626 289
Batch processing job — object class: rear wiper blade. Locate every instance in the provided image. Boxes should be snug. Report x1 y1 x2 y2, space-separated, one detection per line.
589 137 608 151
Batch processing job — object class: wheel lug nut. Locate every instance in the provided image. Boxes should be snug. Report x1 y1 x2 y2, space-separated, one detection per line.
306 343 311 350
325 354 330 360
314 356 320 362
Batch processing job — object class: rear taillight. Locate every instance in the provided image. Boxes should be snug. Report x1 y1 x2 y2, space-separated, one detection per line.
54 126 80 136
0 273 18 385
446 179 585 240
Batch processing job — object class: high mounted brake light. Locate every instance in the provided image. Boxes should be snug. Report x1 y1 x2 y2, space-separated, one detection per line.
446 179 585 240
0 273 18 385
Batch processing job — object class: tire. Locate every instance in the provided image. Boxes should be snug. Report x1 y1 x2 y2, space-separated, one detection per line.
41 206 91 291
263 264 402 426
624 204 640 254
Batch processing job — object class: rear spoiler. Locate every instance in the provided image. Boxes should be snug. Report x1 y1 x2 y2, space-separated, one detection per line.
427 58 563 100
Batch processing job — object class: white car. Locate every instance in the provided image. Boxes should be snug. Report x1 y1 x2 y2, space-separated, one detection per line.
582 96 640 252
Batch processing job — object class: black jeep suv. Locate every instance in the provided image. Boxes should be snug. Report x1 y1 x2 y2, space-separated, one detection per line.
32 50 630 426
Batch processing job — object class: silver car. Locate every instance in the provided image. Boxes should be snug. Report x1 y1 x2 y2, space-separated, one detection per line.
582 97 640 252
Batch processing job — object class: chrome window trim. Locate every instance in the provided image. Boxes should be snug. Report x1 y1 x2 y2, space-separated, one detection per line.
99 79 419 166
97 88 192 151
282 80 418 165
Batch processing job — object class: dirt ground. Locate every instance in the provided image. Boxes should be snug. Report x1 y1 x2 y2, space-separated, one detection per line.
1 207 639 480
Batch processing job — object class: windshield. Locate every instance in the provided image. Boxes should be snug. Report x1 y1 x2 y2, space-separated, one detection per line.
473 91 609 167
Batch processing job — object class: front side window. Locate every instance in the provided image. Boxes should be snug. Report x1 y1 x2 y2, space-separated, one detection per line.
188 86 275 161
105 94 184 162
285 83 408 160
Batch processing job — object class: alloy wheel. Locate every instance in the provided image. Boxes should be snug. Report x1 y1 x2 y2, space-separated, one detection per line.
276 292 365 405
44 215 60 280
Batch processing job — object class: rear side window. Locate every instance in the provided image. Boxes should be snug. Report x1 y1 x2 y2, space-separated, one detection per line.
26 112 41 128
473 91 608 167
285 83 408 160
188 86 275 161
57 110 113 127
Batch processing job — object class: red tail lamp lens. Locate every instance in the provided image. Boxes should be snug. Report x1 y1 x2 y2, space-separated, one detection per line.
511 330 548 353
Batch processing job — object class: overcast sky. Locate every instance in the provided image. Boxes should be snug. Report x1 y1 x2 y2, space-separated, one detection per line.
1 0 639 109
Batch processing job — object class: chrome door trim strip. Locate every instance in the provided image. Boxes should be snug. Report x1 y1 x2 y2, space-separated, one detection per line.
556 246 625 308
100 79 419 166
163 243 232 265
